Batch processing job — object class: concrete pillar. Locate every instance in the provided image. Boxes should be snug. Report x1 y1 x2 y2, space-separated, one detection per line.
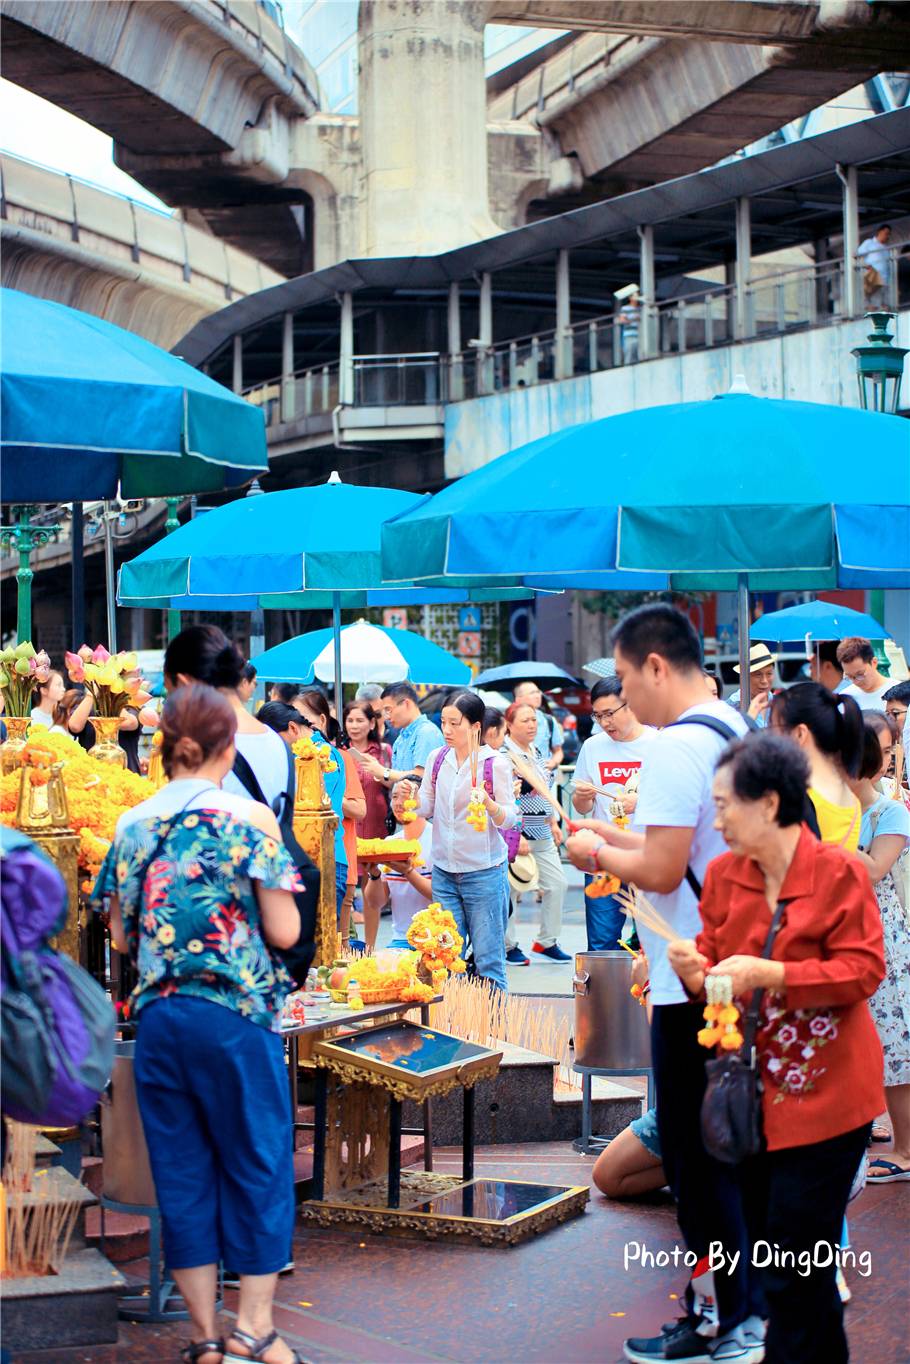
232 334 243 394
339 291 354 405
448 282 464 402
638 225 656 359
555 248 571 379
478 272 493 394
281 311 294 422
838 163 859 317
734 197 751 340
358 1 498 257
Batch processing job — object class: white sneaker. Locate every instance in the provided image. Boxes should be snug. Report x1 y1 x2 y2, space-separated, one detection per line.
710 1327 764 1363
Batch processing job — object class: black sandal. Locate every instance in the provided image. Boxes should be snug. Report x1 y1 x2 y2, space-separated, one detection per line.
224 1328 306 1364
181 1341 224 1364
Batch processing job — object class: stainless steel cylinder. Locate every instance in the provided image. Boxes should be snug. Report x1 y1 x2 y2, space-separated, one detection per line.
573 950 651 1070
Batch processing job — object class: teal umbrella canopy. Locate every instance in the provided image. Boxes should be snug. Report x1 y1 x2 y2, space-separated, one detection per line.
750 599 891 643
381 394 910 592
1 288 267 500
118 477 539 609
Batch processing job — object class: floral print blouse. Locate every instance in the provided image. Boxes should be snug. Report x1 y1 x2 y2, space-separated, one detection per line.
93 808 301 1032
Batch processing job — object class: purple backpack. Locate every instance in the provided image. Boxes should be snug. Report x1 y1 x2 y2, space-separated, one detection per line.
1 830 115 1127
430 750 521 862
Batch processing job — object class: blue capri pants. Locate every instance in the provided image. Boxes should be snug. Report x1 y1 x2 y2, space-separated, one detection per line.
134 996 294 1274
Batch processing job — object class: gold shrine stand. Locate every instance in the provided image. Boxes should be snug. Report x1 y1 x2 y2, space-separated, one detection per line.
300 1019 589 1245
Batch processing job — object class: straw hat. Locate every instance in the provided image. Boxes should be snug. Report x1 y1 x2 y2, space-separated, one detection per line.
733 643 778 675
508 851 539 896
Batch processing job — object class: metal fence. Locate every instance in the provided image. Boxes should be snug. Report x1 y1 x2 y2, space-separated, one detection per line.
241 250 906 422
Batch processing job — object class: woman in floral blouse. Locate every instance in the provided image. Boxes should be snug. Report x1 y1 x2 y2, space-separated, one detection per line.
94 684 304 1364
669 733 884 1364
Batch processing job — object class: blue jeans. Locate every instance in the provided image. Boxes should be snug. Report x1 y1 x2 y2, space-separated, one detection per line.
433 862 509 992
134 997 293 1274
335 862 348 924
584 873 628 951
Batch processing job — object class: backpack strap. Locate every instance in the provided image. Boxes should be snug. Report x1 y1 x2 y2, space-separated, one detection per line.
232 751 270 808
482 755 494 798
667 714 741 900
431 747 448 787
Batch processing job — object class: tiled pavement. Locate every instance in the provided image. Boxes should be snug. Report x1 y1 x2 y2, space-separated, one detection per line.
23 1145 908 1364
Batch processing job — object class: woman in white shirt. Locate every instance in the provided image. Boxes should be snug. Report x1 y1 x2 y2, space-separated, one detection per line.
404 690 517 991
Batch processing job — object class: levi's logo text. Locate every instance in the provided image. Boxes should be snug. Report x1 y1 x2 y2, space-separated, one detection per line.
598 762 641 787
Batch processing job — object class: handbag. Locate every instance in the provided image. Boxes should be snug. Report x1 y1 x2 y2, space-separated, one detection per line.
700 899 787 1166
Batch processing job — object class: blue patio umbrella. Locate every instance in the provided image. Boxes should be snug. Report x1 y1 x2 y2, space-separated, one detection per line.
381 392 910 697
253 620 470 687
750 599 891 644
119 473 532 714
1 288 267 500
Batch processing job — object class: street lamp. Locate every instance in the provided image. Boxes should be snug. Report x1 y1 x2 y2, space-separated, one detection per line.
852 311 908 413
1 504 61 643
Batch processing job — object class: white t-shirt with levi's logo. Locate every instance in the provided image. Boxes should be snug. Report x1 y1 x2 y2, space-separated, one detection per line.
573 728 658 823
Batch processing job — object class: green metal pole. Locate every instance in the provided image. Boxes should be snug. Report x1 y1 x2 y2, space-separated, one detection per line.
165 497 182 642
1 505 60 644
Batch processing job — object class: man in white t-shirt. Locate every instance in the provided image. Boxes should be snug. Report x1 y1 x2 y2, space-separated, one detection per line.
572 676 657 950
566 605 757 1364
836 636 890 713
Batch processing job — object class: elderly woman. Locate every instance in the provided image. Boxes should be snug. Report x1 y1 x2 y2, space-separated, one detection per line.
94 684 305 1364
668 733 884 1364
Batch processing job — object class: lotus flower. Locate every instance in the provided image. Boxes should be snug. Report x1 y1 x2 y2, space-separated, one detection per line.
0 668 9 688
14 657 31 676
91 645 111 664
65 650 86 683
132 688 153 707
108 677 125 695
0 647 16 664
78 645 93 662
14 641 34 659
117 651 138 673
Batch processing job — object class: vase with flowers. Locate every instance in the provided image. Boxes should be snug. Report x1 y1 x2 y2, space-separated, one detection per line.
64 646 152 769
0 642 52 773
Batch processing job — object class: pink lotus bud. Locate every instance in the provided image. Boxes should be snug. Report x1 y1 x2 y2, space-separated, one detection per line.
65 651 85 682
132 689 153 707
78 645 93 662
92 645 111 664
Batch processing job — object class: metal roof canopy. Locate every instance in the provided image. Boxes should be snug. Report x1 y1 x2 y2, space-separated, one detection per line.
179 106 910 366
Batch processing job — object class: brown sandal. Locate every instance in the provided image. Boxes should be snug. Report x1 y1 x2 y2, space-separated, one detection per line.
223 1329 306 1364
181 1341 224 1364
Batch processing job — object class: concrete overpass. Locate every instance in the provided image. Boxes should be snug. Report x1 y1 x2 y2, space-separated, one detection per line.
0 152 284 348
4 0 909 270
0 0 322 275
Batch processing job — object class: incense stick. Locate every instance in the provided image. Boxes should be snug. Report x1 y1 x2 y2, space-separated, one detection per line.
616 885 683 943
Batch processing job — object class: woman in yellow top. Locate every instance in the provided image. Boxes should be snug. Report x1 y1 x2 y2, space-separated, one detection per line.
770 681 863 850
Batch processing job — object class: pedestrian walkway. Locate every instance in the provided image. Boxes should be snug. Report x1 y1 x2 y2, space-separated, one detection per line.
49 1151 908 1363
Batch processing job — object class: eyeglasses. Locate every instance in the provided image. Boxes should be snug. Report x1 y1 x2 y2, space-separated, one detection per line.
885 706 907 722
593 702 627 723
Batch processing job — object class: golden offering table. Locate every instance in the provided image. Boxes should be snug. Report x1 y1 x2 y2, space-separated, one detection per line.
290 1014 588 1244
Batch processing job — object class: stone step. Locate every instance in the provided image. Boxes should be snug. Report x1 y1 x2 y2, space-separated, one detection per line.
402 1040 644 1145
83 1206 150 1263
81 1154 104 1198
0 1247 125 1353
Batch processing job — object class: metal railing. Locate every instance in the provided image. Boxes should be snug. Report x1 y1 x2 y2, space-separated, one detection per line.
352 353 445 407
239 250 906 422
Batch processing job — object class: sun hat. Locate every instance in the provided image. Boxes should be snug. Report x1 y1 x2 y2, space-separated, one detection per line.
733 643 778 675
507 851 539 896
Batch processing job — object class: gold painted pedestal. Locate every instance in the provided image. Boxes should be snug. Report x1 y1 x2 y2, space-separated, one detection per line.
292 750 338 966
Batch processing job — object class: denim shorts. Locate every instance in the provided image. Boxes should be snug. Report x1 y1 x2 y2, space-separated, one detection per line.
630 1104 661 1159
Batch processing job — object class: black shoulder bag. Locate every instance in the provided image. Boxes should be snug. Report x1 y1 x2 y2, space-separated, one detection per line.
700 898 787 1166
232 749 320 987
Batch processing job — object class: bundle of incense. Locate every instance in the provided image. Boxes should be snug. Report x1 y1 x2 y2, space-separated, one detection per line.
506 747 578 830
616 884 683 944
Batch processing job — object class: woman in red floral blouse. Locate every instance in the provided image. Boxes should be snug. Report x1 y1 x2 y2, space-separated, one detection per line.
669 732 884 1364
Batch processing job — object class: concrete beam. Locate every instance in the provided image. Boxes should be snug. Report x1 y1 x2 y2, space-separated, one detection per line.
487 1 871 46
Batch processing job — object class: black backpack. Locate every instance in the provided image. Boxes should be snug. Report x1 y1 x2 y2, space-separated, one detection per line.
233 745 320 986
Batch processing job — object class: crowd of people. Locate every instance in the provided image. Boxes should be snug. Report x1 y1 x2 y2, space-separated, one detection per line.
69 606 907 1364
